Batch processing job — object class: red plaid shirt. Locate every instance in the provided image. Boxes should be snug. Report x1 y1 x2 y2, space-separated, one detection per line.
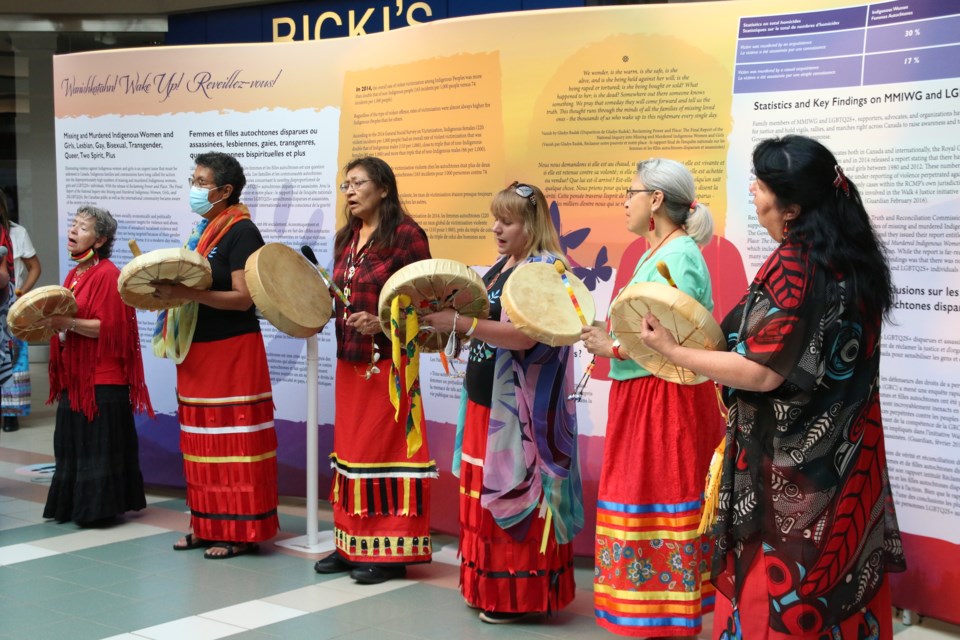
333 216 431 362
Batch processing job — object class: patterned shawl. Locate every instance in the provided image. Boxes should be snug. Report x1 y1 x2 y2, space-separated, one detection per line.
152 204 250 363
456 253 584 544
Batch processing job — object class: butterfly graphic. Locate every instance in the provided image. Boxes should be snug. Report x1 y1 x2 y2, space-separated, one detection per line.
572 245 612 290
549 200 612 292
551 201 589 256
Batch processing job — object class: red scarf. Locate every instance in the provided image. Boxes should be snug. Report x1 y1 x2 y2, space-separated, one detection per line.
48 259 153 421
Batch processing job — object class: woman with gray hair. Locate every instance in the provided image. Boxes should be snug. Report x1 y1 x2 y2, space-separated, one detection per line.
41 205 153 526
580 158 724 637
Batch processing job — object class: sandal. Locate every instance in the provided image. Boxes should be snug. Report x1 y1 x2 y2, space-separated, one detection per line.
203 542 260 560
173 533 213 551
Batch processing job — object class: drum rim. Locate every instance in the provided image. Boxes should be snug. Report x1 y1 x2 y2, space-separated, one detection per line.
118 248 213 310
244 242 333 338
610 280 723 384
501 260 596 347
7 285 78 342
376 258 489 352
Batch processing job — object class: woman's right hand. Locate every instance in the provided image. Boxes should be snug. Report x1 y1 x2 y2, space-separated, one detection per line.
39 314 73 332
581 325 615 359
345 310 382 336
421 309 457 333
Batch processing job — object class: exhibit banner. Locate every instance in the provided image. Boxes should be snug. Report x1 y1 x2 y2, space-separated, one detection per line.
54 0 960 623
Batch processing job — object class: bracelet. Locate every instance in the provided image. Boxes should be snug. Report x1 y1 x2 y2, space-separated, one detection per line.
70 319 77 333
611 340 624 360
465 317 478 337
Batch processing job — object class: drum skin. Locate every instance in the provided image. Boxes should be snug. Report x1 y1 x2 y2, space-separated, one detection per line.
501 261 596 347
609 281 723 385
7 285 77 342
377 258 488 352
118 248 212 310
244 242 333 338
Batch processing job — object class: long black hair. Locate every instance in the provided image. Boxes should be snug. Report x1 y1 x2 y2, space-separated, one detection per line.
333 156 408 259
753 135 893 321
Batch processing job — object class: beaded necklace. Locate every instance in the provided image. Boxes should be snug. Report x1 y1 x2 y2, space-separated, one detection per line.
343 233 380 379
69 256 99 292
342 236 370 320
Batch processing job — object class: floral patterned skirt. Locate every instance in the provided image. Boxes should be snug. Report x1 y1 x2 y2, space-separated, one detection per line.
594 375 724 637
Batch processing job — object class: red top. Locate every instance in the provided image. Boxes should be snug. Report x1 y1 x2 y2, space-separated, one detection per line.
48 258 153 421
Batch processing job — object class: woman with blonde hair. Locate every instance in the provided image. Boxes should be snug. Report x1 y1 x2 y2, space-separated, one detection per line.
424 181 583 623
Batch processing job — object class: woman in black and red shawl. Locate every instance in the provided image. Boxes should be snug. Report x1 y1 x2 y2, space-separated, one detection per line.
640 135 905 639
42 205 153 526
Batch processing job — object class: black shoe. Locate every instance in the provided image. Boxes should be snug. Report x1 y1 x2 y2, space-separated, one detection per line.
350 564 406 584
479 611 535 624
2 417 19 432
314 551 351 574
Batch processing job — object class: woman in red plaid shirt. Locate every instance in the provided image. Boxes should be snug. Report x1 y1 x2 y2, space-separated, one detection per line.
314 156 435 584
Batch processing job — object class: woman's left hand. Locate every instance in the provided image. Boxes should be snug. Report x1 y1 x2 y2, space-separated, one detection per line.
346 310 382 335
581 325 615 358
640 313 678 355
151 282 189 301
421 309 457 333
38 314 72 331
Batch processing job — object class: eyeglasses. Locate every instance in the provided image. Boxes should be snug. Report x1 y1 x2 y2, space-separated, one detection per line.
512 182 536 207
188 177 220 189
626 188 656 199
339 179 372 193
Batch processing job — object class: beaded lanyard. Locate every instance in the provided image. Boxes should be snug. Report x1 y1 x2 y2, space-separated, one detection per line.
343 236 380 379
342 237 369 318
69 259 98 292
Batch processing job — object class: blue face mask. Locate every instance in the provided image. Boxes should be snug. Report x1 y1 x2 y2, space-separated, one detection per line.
189 185 225 215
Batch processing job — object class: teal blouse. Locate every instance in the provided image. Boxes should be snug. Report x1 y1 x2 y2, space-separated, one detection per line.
608 235 714 381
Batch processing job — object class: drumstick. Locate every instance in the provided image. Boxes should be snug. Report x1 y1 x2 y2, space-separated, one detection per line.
656 261 678 289
554 260 594 402
301 245 350 308
128 239 143 257
554 261 588 326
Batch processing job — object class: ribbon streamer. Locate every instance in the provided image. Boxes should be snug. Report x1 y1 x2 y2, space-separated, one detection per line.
388 294 424 457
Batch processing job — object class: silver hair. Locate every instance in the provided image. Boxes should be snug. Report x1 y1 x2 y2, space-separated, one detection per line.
636 158 714 246
75 205 118 258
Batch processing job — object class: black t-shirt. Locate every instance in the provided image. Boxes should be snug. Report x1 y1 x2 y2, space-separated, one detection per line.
193 218 264 343
464 259 515 407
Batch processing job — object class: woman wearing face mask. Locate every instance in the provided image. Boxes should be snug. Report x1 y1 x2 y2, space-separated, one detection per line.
41 206 153 526
153 152 278 560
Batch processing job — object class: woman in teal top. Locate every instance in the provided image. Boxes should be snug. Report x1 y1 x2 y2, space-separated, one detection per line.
581 158 725 637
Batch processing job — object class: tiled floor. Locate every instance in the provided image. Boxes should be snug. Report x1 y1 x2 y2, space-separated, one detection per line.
2 407 959 640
